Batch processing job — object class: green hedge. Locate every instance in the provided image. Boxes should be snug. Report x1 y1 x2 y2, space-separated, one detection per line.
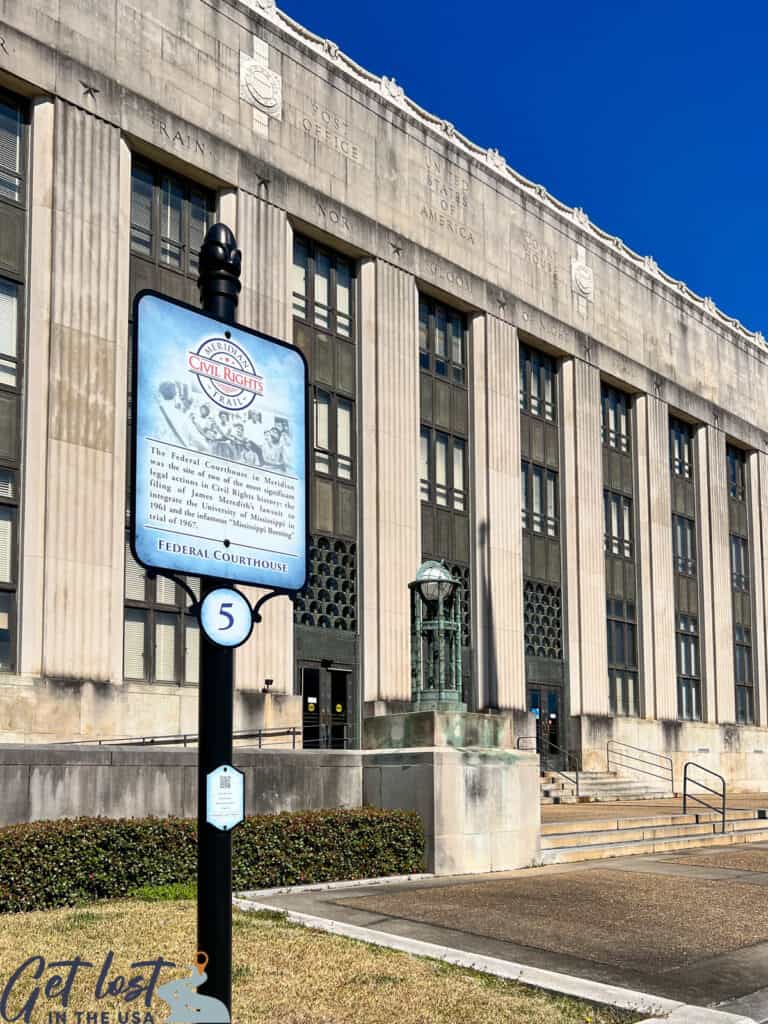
0 808 424 914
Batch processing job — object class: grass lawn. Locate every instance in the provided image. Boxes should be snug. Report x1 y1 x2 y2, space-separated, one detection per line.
0 894 638 1024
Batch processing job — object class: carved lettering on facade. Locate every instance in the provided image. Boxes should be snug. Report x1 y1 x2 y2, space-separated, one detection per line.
315 200 351 234
522 232 555 275
151 115 206 156
421 156 477 245
427 261 473 297
520 307 570 344
300 103 361 163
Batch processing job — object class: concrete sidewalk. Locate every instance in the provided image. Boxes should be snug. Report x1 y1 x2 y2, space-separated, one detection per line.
238 842 768 1023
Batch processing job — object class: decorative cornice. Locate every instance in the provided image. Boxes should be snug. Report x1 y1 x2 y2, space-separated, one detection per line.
252 1 764 350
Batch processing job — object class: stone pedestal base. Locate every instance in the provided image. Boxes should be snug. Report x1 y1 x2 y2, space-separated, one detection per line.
363 745 540 874
363 710 510 750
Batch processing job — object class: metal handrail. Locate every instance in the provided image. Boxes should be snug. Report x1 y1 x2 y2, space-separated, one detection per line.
607 740 674 793
517 735 580 798
683 761 727 834
54 727 302 749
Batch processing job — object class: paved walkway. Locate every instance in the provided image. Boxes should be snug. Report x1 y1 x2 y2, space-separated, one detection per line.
246 842 768 1022
542 792 768 824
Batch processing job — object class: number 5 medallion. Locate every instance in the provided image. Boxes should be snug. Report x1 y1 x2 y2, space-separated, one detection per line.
199 588 254 648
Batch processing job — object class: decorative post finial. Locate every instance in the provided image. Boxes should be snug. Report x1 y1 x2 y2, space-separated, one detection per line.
198 223 242 324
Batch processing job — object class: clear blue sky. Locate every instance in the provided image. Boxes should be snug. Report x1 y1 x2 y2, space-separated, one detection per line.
280 0 768 335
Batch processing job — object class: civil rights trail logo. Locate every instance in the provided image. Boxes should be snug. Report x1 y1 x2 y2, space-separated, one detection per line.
187 337 264 412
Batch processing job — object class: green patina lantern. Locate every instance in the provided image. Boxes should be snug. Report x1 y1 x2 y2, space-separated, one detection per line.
409 560 465 711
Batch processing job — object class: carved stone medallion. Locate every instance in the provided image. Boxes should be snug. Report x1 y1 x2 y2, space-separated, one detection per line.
241 58 282 115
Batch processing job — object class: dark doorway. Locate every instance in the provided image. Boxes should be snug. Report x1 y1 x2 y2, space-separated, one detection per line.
527 685 564 769
300 662 352 749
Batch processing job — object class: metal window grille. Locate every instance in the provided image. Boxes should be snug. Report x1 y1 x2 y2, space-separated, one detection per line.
524 580 563 659
293 534 357 632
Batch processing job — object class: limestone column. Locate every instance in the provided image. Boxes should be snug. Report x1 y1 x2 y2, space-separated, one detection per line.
42 101 125 680
18 98 54 676
561 358 608 716
359 258 379 702
470 315 488 710
638 394 676 720
704 425 734 723
634 394 654 718
107 138 133 687
234 190 294 696
748 451 766 726
694 426 716 722
361 261 419 704
472 315 524 711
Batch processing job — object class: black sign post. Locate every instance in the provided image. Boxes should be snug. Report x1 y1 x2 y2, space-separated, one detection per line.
130 221 309 1019
196 224 242 1014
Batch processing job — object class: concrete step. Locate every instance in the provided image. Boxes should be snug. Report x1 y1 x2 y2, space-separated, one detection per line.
539 819 764 851
578 780 670 793
730 816 768 832
581 782 671 790
542 810 764 838
541 822 717 850
540 825 768 865
579 792 672 799
542 813 701 836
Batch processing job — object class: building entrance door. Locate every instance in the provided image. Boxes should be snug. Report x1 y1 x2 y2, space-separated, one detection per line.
527 685 564 769
300 663 351 749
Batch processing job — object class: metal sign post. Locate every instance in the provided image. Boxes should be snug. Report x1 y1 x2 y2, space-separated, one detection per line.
129 223 308 1017
196 224 241 1013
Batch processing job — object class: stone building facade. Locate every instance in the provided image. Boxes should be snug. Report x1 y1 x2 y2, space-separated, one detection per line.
1 0 768 787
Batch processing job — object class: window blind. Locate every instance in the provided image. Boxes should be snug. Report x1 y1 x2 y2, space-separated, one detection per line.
154 612 176 681
0 279 18 360
0 506 13 584
124 541 145 600
124 608 146 679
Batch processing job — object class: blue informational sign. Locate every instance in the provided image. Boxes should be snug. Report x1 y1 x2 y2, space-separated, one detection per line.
200 588 253 648
131 292 308 591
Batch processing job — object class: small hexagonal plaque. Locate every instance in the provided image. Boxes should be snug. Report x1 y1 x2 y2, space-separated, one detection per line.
206 765 245 832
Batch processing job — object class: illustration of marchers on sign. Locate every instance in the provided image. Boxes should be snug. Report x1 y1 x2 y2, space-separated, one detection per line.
132 294 307 592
